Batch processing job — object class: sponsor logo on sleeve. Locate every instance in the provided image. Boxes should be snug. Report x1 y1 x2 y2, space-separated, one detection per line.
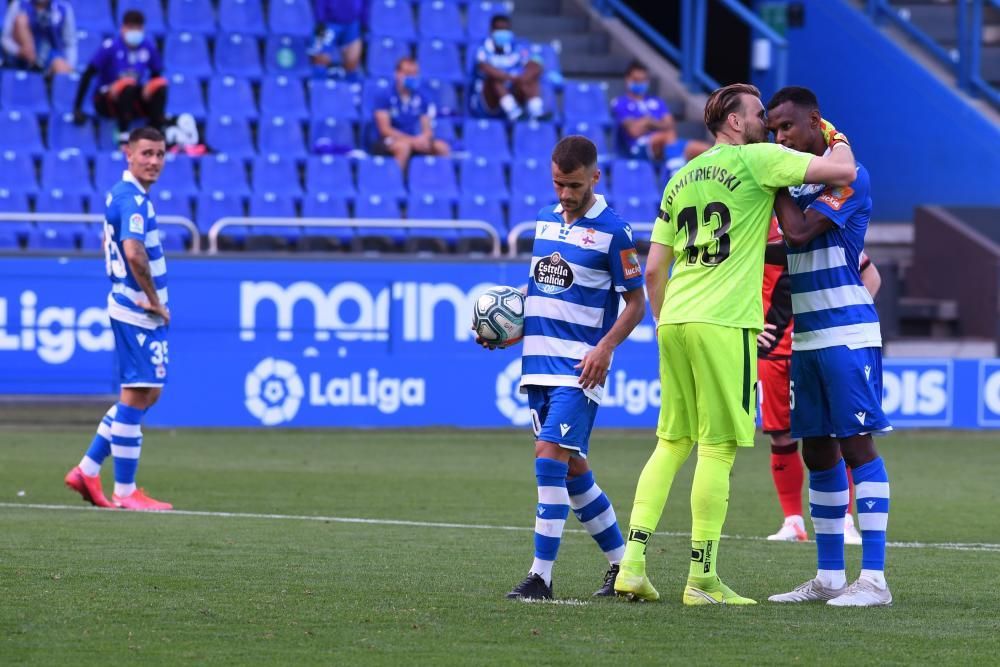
620 249 642 280
817 185 854 211
128 213 145 234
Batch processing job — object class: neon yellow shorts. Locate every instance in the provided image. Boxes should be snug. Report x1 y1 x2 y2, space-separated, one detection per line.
657 322 757 446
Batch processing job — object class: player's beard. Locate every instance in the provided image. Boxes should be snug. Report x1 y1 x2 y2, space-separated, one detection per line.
745 121 768 145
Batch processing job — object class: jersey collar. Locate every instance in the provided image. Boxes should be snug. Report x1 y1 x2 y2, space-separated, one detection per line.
122 169 147 194
553 194 607 220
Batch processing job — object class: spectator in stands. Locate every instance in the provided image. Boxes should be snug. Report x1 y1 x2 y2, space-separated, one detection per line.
72 10 168 147
367 56 450 170
1 0 76 74
611 60 709 177
310 0 364 81
471 14 546 122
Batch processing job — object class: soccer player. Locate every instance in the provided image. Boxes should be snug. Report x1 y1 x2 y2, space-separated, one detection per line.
761 214 881 544
490 135 646 600
1 0 77 74
64 127 173 512
611 60 709 177
366 56 450 171
72 10 168 147
470 14 546 122
614 83 857 605
764 87 893 607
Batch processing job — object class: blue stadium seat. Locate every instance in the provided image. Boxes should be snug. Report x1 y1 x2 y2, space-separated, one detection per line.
425 79 458 118
407 193 454 220
268 0 314 37
530 42 562 82
199 153 251 197
217 0 267 36
357 156 406 200
34 189 86 215
155 154 199 197
26 224 79 250
0 188 31 245
305 155 356 197
258 115 308 160
252 154 303 196
562 80 613 126
612 195 657 225
207 75 258 120
164 32 214 79
301 192 349 219
457 193 507 240
41 153 93 197
467 1 511 41
166 73 207 120
360 77 392 119
510 158 553 200
48 113 98 156
609 159 658 201
157 224 190 252
308 79 361 121
204 115 256 159
118 0 166 34
564 120 609 158
75 31 107 72
512 120 558 161
460 156 508 200
93 152 128 192
74 0 114 32
150 191 194 251
431 117 457 149
367 36 412 78
417 39 463 83
508 193 548 227
248 192 300 245
215 33 263 79
0 151 38 195
462 118 510 162
418 1 465 42
196 190 246 234
368 0 417 40
51 73 92 114
408 156 458 199
265 35 310 76
1 71 49 115
354 193 405 246
260 76 309 121
309 117 357 154
167 0 216 34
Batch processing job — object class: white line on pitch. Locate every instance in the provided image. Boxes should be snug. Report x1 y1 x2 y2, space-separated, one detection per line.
2 502 999 553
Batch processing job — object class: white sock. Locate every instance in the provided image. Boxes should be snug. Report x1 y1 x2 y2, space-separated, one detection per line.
526 96 544 118
114 482 136 497
79 456 102 477
499 94 521 120
860 569 887 589
530 558 554 586
817 569 847 589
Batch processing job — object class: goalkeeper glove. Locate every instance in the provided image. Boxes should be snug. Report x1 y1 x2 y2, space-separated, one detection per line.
819 118 850 149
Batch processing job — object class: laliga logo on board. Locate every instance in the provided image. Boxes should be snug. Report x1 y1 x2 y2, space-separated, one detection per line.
245 357 305 426
495 358 531 426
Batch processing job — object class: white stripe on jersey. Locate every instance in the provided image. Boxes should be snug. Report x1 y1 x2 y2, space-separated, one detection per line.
114 283 169 306
529 256 612 290
787 245 847 275
791 322 882 351
791 285 873 314
145 229 160 248
149 257 167 275
525 295 604 328
534 220 613 253
523 335 593 360
107 296 165 329
521 373 603 402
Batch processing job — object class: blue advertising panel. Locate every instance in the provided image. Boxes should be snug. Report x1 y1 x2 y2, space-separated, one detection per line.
0 257 996 430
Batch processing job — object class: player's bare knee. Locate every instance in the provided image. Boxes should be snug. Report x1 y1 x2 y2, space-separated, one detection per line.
534 440 571 462
840 434 877 468
801 438 840 470
566 455 590 478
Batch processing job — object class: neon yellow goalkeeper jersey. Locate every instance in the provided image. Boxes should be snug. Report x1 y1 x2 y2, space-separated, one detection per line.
651 142 813 331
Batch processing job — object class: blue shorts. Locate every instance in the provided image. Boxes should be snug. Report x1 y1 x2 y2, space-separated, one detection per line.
526 385 599 457
790 346 891 439
111 318 169 387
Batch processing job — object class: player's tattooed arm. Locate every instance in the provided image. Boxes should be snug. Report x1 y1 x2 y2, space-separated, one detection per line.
122 238 171 325
773 189 834 248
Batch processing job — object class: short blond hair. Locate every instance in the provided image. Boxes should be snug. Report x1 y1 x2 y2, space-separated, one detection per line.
704 83 761 136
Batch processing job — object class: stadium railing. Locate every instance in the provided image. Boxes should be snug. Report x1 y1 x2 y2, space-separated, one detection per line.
0 213 201 253
505 220 655 258
206 217 502 256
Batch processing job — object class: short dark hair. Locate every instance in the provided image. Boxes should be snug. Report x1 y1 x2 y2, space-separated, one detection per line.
490 14 511 30
551 135 597 173
766 86 819 112
122 9 145 26
395 56 416 71
703 83 760 136
129 126 165 145
625 60 648 77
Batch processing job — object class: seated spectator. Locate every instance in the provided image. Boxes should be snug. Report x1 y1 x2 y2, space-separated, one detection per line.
367 56 450 170
1 0 76 74
310 0 363 81
470 14 545 122
611 60 709 177
72 10 168 147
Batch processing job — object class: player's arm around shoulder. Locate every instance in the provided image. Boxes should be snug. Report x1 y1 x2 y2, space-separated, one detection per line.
803 142 856 186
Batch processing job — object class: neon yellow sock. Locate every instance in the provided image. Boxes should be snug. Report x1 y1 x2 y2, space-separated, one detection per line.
687 441 737 583
622 438 694 565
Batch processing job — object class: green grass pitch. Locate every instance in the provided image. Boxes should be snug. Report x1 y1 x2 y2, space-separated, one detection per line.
2 427 999 665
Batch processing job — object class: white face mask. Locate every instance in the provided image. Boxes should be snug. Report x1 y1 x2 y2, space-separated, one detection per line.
124 29 144 47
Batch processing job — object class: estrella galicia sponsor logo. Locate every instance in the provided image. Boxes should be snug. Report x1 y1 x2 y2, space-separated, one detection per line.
245 357 305 426
532 252 574 295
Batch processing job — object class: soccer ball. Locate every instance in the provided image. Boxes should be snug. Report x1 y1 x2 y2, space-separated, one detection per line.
472 286 525 347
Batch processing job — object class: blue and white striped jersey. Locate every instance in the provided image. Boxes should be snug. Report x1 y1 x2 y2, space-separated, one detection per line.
104 170 169 330
787 162 880 351
520 194 645 403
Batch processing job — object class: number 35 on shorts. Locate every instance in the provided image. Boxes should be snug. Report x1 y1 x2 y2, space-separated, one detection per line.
149 340 169 365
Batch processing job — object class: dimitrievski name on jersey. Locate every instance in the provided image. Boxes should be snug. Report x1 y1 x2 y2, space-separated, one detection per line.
520 194 644 403
786 161 880 351
104 170 168 330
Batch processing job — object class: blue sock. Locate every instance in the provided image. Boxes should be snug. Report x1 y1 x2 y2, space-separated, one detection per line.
853 457 890 576
111 402 144 497
567 470 625 564
809 459 849 584
530 458 570 586
79 404 117 476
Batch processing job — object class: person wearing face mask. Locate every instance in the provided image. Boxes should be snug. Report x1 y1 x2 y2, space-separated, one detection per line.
471 14 546 122
366 56 450 170
0 0 76 74
72 10 168 147
611 61 709 179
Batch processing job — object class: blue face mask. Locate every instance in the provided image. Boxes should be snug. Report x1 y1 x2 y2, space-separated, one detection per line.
628 81 649 96
402 75 421 92
491 29 513 47
124 29 144 47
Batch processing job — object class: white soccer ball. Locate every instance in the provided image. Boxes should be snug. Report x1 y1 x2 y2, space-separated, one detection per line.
472 285 525 347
